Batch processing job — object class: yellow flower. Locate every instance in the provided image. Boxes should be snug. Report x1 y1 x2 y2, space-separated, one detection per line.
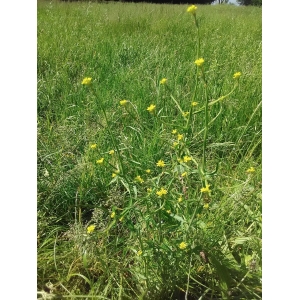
120 99 128 106
87 225 96 234
179 242 187 250
160 78 167 85
173 142 179 148
166 210 171 214
182 111 189 118
111 211 116 218
201 184 211 193
147 104 156 113
135 175 144 183
145 169 151 174
156 187 168 197
137 250 143 256
181 172 188 177
178 197 183 203
177 134 184 141
172 129 177 134
112 173 117 178
109 150 115 155
187 5 197 14
156 160 165 167
119 216 124 222
233 72 241 79
192 102 198 106
246 167 255 173
82 77 92 85
203 203 209 209
183 156 192 163
90 144 97 149
96 158 104 164
195 58 205 67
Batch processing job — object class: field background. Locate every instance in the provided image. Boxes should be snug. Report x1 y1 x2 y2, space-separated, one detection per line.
38 1 262 299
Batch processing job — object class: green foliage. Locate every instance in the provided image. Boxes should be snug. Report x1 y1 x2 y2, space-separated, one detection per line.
38 2 261 299
237 0 262 6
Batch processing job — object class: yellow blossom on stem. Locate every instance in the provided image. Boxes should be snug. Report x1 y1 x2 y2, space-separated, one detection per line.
96 158 104 164
135 175 144 183
160 78 167 85
120 99 128 106
181 172 187 177
183 156 192 163
179 242 188 250
145 169 151 174
194 58 205 67
166 210 171 214
87 225 96 234
187 5 197 14
233 72 242 79
137 250 143 256
177 134 184 141
182 111 189 118
119 216 124 222
201 184 211 193
178 197 183 203
111 211 116 218
109 150 115 155
172 129 177 134
156 187 168 197
173 142 179 148
246 167 255 173
82 77 92 85
90 144 97 149
192 101 198 106
203 203 209 209
156 160 165 167
147 104 156 113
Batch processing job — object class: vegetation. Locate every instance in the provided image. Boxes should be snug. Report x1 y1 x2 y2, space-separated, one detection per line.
38 1 262 299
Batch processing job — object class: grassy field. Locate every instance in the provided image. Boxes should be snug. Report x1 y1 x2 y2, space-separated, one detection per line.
37 1 262 299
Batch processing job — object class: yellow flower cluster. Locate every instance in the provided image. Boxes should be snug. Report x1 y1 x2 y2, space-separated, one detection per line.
179 241 187 250
195 58 205 67
111 211 115 218
96 158 104 164
201 184 211 193
120 99 128 106
109 150 115 155
183 156 192 163
147 104 156 113
90 143 97 149
156 187 168 197
135 175 144 183
160 78 167 85
156 160 165 167
82 77 92 85
87 225 95 234
187 5 197 14
246 167 255 173
233 72 241 79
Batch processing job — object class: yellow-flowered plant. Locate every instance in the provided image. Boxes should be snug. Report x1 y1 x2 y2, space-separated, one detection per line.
194 58 204 67
160 78 167 85
120 99 128 106
191 101 198 106
156 160 165 167
246 167 255 173
182 111 189 118
156 187 168 197
177 134 184 141
181 172 187 177
187 5 197 15
203 203 209 209
233 72 242 79
172 129 177 134
90 143 97 149
111 211 116 218
96 158 104 164
145 169 151 174
201 184 211 193
82 77 92 85
179 242 188 250
137 250 143 256
135 175 144 183
87 225 95 234
109 150 115 155
147 104 156 113
178 197 183 203
183 156 192 163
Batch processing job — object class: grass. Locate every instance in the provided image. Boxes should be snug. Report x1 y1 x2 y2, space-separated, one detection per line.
37 1 262 299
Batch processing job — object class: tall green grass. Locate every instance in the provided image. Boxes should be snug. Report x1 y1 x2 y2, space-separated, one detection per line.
38 1 261 299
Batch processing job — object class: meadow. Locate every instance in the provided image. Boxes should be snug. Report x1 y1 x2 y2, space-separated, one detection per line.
37 1 262 299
